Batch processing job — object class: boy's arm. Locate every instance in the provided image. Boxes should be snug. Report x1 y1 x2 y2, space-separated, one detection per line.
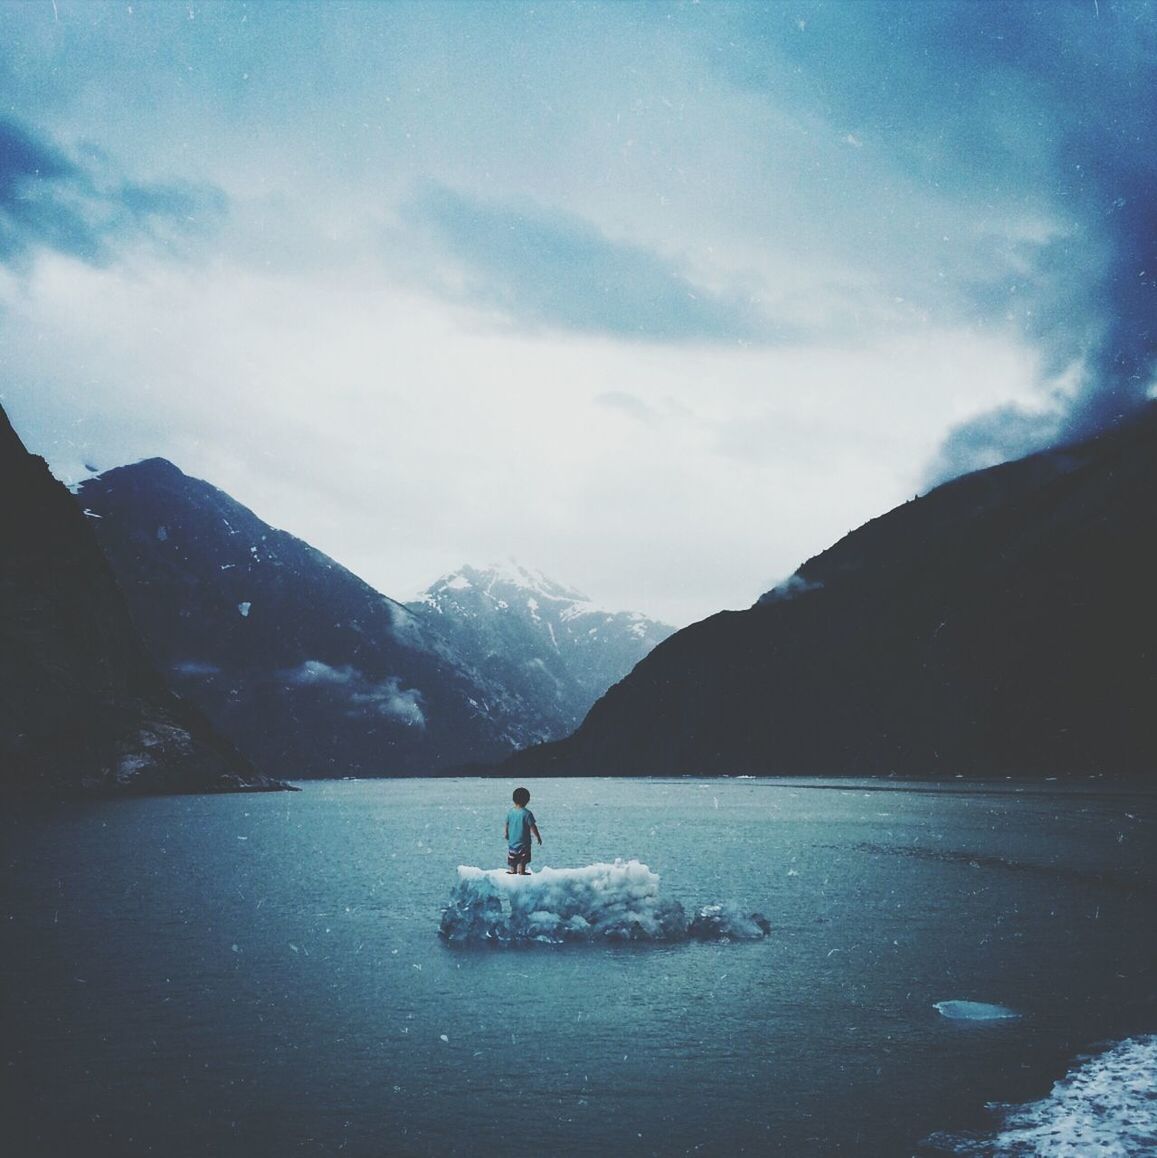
504 820 509 840
530 822 542 845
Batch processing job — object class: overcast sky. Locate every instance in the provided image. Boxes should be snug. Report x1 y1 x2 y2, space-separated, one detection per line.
2 0 1154 625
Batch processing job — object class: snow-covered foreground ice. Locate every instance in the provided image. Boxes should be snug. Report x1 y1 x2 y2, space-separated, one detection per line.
439 859 771 945
925 1035 1157 1156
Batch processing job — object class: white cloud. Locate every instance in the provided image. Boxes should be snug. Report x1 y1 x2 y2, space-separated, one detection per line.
1 239 1044 626
4 1 1110 628
284 662 358 687
282 661 426 728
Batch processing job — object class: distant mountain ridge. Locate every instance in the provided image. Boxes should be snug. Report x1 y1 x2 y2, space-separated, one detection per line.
410 561 674 742
0 408 279 795
507 404 1157 780
73 462 670 777
75 459 531 777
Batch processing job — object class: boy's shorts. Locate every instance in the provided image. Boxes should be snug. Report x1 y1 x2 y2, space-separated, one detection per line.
507 845 531 869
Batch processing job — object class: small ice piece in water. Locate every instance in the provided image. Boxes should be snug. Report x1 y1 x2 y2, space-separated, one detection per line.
934 1000 1020 1021
238 601 252 617
688 903 772 941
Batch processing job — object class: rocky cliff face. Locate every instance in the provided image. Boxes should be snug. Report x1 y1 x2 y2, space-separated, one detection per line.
0 407 280 794
75 460 531 777
410 562 674 743
508 406 1157 780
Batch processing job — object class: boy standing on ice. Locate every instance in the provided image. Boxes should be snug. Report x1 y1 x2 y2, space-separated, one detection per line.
505 787 542 875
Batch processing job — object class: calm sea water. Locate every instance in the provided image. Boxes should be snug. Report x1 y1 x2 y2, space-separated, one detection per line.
3 777 1155 1157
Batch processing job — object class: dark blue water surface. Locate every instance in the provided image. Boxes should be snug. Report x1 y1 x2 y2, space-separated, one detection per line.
3 778 1155 1156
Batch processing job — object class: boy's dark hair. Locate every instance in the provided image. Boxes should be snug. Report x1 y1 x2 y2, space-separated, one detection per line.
512 786 531 806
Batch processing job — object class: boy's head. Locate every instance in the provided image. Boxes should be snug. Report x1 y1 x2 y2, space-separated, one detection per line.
512 786 531 806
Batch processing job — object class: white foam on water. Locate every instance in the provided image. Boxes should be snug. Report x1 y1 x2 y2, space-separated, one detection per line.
926 1035 1157 1156
438 860 771 946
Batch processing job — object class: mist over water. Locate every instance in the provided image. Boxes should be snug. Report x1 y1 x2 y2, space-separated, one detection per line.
3 777 1154 1156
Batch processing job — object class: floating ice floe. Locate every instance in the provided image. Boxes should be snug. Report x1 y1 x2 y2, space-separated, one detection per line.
439 860 771 946
925 1035 1157 1155
934 1000 1021 1022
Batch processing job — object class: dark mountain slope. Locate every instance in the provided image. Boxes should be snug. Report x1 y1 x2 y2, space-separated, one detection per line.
75 460 528 777
0 407 278 794
508 405 1157 779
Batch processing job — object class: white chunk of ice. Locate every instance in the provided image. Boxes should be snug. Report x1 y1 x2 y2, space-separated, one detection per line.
934 1000 1020 1021
439 860 770 946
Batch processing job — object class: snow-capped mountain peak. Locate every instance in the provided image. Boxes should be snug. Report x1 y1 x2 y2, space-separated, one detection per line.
409 563 675 740
420 561 587 612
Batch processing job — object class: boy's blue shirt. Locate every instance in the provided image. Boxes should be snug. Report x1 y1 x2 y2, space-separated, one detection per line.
506 806 536 850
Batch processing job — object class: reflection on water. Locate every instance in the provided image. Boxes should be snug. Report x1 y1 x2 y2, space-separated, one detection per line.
2 777 1155 1156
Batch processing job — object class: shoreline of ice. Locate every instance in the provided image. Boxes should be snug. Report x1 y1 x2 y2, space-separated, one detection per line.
439 860 771 946
924 1035 1157 1155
